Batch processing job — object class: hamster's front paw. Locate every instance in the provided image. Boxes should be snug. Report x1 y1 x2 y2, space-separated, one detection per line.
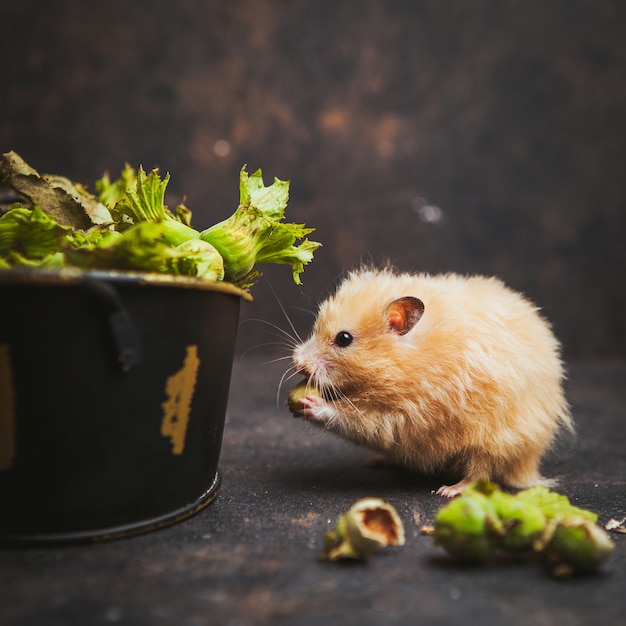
299 394 337 425
299 394 326 420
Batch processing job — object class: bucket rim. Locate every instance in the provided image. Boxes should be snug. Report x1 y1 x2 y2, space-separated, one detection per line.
0 268 253 300
0 472 222 547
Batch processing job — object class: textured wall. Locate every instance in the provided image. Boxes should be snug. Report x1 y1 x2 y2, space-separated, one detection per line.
2 0 625 358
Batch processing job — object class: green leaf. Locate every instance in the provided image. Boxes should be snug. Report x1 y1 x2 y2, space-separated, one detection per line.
0 204 70 262
113 166 170 223
201 166 320 287
95 164 137 209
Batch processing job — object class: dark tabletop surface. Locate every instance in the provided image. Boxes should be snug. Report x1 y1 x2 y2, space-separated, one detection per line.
1 357 625 626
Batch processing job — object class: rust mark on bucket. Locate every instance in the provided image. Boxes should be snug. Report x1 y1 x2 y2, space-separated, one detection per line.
0 344 16 471
160 345 200 455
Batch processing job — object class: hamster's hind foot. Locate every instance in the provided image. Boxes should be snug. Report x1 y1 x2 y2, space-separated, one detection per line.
435 477 475 498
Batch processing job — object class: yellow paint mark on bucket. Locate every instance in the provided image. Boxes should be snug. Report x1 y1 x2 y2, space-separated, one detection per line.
161 345 200 455
0 344 16 471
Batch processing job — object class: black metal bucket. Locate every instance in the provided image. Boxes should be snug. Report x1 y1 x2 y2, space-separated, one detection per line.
0 269 251 545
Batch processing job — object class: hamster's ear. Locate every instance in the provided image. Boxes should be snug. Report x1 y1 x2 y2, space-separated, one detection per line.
386 296 425 335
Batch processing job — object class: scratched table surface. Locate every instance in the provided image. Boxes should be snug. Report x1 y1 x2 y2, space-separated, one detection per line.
1 357 625 626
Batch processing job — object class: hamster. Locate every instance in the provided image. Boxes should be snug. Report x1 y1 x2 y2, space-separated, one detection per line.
289 266 573 497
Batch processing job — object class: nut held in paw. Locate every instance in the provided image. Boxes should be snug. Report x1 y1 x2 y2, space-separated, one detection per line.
286 378 322 415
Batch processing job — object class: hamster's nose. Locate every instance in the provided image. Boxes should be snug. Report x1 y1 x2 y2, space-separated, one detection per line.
293 359 311 378
293 354 311 379
293 341 318 378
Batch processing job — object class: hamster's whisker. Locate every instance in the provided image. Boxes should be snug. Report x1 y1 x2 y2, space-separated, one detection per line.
341 393 364 419
289 305 316 319
277 366 301 408
265 354 296 364
329 383 366 422
240 317 299 347
264 278 305 344
239 341 294 359
278 301 305 345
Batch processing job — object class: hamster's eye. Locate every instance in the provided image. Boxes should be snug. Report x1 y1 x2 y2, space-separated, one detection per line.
334 331 353 348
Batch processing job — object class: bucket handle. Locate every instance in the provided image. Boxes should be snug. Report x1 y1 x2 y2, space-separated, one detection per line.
82 278 142 372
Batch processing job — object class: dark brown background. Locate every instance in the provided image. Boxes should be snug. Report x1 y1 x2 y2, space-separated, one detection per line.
2 0 625 358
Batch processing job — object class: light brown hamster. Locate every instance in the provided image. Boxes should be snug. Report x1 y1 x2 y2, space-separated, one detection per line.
289 266 573 497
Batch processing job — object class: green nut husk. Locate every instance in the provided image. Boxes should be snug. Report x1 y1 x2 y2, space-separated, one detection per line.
544 516 615 577
433 492 502 562
199 166 320 288
515 486 598 523
491 492 546 553
321 498 405 561
0 153 320 289
462 480 546 552
430 480 615 576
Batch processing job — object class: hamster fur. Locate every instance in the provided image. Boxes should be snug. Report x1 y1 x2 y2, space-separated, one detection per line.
291 267 573 497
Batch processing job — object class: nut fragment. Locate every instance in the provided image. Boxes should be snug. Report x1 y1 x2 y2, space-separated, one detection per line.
605 517 626 534
321 498 405 561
